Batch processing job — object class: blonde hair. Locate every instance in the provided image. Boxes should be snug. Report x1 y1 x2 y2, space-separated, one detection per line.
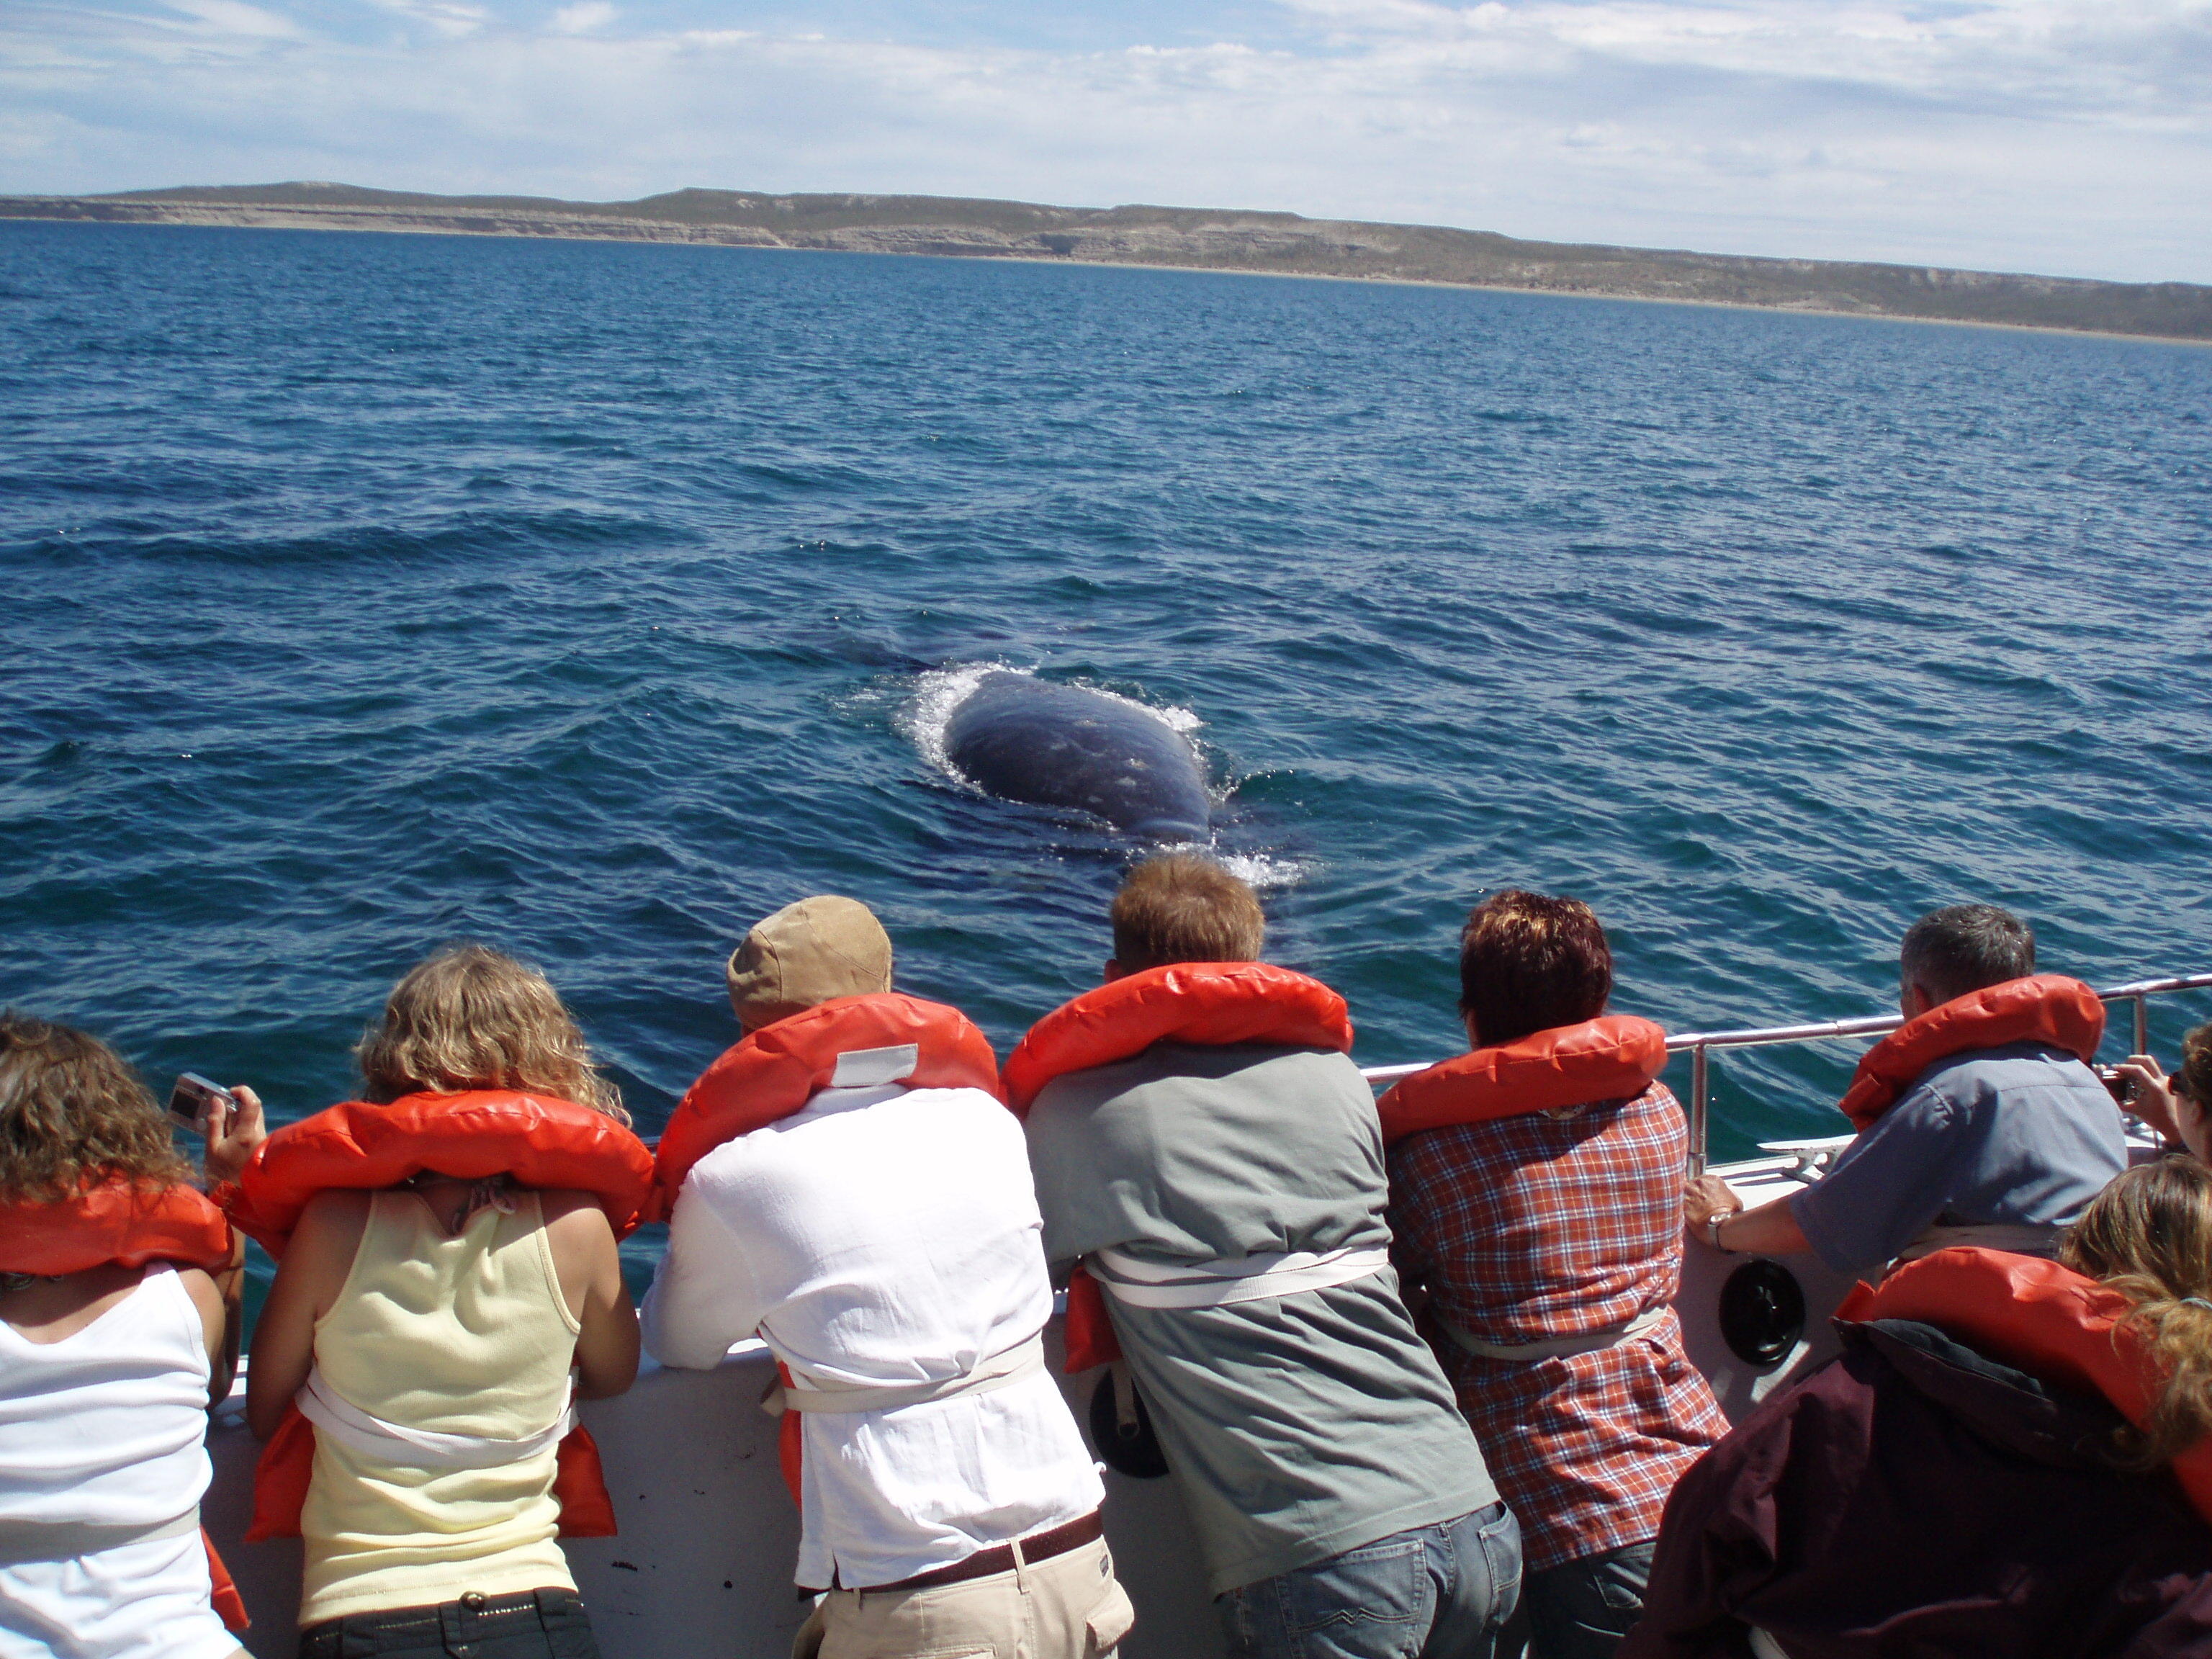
1110 854 1264 971
2060 1156 2212 1467
0 1012 190 1203
357 947 628 1124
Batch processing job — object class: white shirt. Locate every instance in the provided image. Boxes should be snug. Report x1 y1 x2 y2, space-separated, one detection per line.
0 1267 238 1659
642 1083 1102 1589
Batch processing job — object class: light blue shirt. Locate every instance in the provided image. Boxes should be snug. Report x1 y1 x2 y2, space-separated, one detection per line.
1790 1042 2127 1275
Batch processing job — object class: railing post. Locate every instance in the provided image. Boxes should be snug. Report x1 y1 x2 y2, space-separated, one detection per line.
1689 1046 1709 1178
2134 996 2150 1058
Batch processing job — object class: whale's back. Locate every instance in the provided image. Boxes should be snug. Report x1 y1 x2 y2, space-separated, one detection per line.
944 673 1211 839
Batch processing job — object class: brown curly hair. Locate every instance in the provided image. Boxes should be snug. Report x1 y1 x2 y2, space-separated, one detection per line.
2176 1022 2212 1113
0 1012 192 1203
2061 1155 2212 1468
356 946 628 1124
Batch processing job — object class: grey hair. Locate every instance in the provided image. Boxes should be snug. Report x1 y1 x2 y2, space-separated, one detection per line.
1899 904 2036 1005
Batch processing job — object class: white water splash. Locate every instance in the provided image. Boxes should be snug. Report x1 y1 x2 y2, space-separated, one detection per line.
901 662 1008 786
1216 851 1310 891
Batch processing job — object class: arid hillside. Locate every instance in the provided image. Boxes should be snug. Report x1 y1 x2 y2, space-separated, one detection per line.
6 181 2207 341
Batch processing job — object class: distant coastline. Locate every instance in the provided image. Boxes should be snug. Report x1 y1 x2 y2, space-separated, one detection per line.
5 181 2209 343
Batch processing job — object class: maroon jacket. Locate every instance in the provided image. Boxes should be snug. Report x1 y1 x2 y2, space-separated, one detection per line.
1622 1318 2212 1659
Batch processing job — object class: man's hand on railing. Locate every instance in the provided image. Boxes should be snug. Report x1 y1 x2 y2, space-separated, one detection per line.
1686 1175 1812 1256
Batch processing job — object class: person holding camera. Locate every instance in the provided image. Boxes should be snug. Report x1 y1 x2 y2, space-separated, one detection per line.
2112 1025 2212 1164
0 1012 248 1659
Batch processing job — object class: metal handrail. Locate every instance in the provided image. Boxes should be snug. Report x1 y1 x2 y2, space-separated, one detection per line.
1361 971 2212 1176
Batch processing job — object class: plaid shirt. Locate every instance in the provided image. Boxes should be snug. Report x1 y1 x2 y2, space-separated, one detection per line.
1387 1083 1727 1572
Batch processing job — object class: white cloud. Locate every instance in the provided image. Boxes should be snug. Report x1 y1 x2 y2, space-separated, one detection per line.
161 0 302 39
0 0 2206 281
367 0 488 40
548 1 614 36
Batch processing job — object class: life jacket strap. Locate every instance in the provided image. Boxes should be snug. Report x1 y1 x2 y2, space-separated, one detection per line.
1889 1220 2062 1269
297 1365 574 1469
765 1331 1048 1416
1438 1303 1669 1363
1089 1244 1390 1309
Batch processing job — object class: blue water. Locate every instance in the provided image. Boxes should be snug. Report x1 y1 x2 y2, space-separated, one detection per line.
6 220 2212 1284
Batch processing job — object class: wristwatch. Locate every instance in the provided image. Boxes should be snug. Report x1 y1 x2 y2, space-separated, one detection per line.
1707 1208 1741 1254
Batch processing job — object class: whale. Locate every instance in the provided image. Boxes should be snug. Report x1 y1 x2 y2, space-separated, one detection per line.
943 673 1212 840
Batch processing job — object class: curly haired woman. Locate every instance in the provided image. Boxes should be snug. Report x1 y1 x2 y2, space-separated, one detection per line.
225 948 642 1659
1627 1156 2212 1659
0 1012 246 1659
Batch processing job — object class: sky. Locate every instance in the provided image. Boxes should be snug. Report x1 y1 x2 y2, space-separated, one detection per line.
3 0 2208 284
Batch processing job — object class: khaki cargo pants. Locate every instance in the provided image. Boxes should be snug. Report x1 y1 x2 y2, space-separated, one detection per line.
793 1536 1135 1659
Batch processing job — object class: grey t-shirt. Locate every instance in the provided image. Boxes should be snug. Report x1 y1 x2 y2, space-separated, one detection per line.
1791 1041 2127 1275
1025 1040 1498 1594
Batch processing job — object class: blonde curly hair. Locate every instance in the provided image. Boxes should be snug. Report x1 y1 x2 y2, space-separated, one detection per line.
2061 1155 2212 1467
0 1012 191 1203
357 946 629 1125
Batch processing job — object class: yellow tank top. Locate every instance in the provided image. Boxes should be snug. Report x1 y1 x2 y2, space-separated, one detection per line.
300 1190 583 1622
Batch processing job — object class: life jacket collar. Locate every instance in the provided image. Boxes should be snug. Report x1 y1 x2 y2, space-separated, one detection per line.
227 1089 654 1257
1376 1015 1669 1147
652 992 1002 1204
1838 1246 2212 1527
1836 974 2104 1130
0 1179 233 1276
1002 961 1354 1116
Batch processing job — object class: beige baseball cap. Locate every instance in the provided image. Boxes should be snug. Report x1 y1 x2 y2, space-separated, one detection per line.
726 896 894 1030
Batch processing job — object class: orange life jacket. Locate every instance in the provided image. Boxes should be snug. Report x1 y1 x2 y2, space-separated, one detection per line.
1004 962 1356 1370
652 992 1003 1504
1375 1015 1669 1147
229 1091 652 1544
0 1179 233 1276
224 1089 655 1257
1002 961 1354 1116
1838 1246 2212 1526
0 1179 247 1632
1835 975 2105 1131
652 992 1002 1207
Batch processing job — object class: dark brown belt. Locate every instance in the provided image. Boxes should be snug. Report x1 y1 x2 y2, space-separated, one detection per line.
846 1511 1105 1595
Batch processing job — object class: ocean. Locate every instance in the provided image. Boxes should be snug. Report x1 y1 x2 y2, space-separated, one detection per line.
4 219 2210 1290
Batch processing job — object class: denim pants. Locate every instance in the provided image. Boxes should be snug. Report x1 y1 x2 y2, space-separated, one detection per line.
297 1586 601 1659
1520 1541 1655 1659
1218 1502 1523 1659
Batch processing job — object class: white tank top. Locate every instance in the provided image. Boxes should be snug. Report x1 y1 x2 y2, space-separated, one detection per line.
0 1266 212 1532
0 1267 237 1659
298 1191 580 1623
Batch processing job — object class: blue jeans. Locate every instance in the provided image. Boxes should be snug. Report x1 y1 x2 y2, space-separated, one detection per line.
1521 1541 1655 1659
1218 1503 1523 1659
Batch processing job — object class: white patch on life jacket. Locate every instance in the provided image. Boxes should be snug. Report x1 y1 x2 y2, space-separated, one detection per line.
831 1044 921 1089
